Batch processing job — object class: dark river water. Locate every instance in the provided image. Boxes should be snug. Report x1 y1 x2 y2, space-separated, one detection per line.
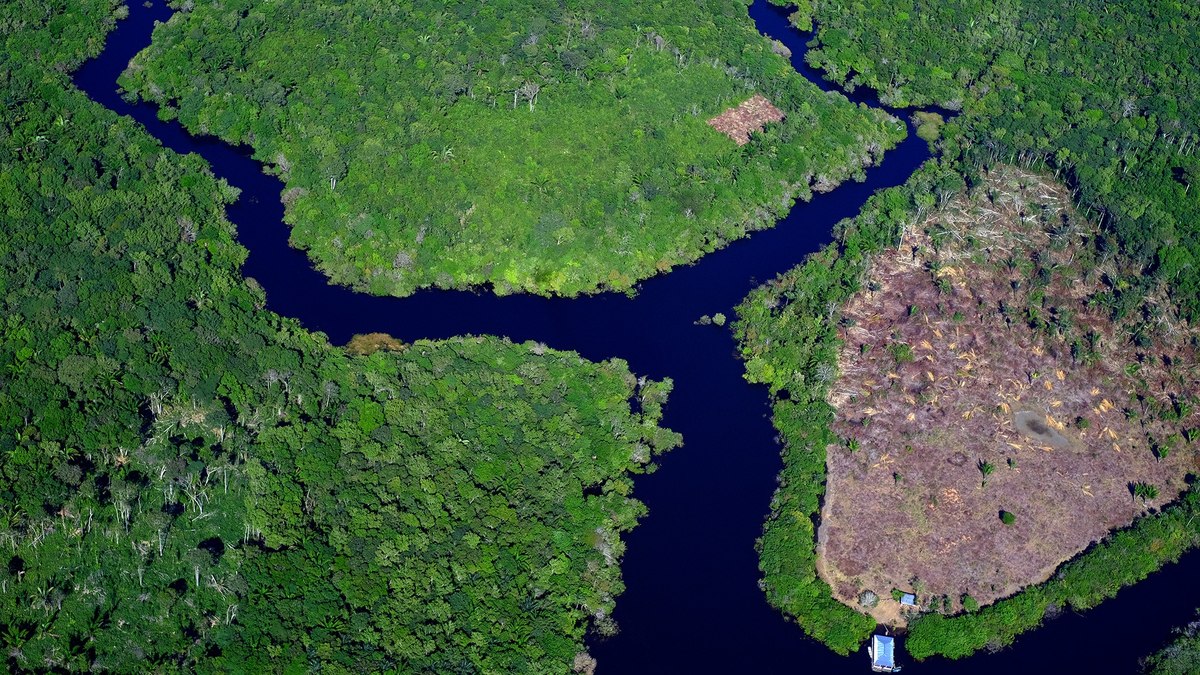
74 1 1200 672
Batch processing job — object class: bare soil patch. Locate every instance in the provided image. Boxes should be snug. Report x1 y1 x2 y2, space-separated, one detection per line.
819 166 1200 624
346 332 408 356
707 94 785 145
1013 409 1072 450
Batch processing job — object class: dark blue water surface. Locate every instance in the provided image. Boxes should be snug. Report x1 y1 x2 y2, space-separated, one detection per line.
73 1 1200 672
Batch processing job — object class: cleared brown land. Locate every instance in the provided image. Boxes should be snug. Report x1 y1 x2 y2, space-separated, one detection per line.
707 94 784 145
345 332 407 356
819 166 1200 625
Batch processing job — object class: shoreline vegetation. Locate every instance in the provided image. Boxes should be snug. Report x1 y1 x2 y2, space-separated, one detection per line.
785 0 1200 321
736 161 962 654
119 0 904 298
739 0 1199 660
736 161 1200 659
1 2 680 671
818 166 1198 621
1143 612 1200 674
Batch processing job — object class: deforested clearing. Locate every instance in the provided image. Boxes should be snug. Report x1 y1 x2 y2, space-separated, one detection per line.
707 94 785 145
819 165 1200 625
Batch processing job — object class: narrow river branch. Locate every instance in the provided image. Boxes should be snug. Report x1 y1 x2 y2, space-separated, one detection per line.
71 1 1200 672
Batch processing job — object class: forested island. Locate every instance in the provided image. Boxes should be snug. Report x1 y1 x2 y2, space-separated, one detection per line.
119 0 904 297
737 0 1200 661
0 2 679 670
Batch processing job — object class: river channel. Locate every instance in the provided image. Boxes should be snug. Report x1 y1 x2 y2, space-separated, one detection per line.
72 1 1200 671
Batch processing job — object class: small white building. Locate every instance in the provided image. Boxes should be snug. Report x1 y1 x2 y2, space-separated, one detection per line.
870 635 902 672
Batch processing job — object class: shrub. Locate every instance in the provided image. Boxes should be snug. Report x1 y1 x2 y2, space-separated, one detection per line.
978 460 995 487
888 342 915 364
961 594 979 612
859 590 880 608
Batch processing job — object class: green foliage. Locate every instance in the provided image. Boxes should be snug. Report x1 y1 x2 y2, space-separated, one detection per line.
1143 615 1200 675
788 0 1200 321
223 339 680 673
1000 510 1016 526
913 111 945 145
0 2 679 671
978 460 995 487
1135 482 1161 504
734 161 966 653
961 594 979 613
888 341 915 364
119 0 904 298
906 487 1200 660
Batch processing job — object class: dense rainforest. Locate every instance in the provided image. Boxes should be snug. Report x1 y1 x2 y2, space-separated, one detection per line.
0 1 679 671
787 0 1200 319
118 0 904 297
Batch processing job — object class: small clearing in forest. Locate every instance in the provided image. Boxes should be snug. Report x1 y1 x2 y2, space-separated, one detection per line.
819 165 1200 626
707 94 785 145
345 332 408 356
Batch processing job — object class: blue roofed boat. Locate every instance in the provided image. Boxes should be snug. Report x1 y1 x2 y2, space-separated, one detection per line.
870 634 902 672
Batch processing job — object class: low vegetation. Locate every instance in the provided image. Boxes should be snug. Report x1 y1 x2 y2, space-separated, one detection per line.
737 162 1200 657
818 166 1198 618
907 488 1200 659
741 0 1199 658
0 3 679 671
120 0 904 297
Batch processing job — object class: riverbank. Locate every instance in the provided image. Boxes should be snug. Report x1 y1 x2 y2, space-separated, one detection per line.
118 0 904 298
69 1 932 671
736 160 1200 662
820 166 1198 620
67 0 1200 671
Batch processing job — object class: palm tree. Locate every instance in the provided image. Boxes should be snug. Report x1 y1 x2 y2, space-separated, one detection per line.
1132 481 1159 505
978 459 995 487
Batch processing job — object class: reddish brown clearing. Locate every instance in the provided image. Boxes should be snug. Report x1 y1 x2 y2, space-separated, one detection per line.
345 332 407 356
707 94 785 145
818 166 1200 625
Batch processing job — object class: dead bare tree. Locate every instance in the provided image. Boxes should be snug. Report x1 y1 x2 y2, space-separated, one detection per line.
517 81 541 111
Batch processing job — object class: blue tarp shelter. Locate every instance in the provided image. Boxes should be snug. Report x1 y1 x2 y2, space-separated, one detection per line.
871 635 900 672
